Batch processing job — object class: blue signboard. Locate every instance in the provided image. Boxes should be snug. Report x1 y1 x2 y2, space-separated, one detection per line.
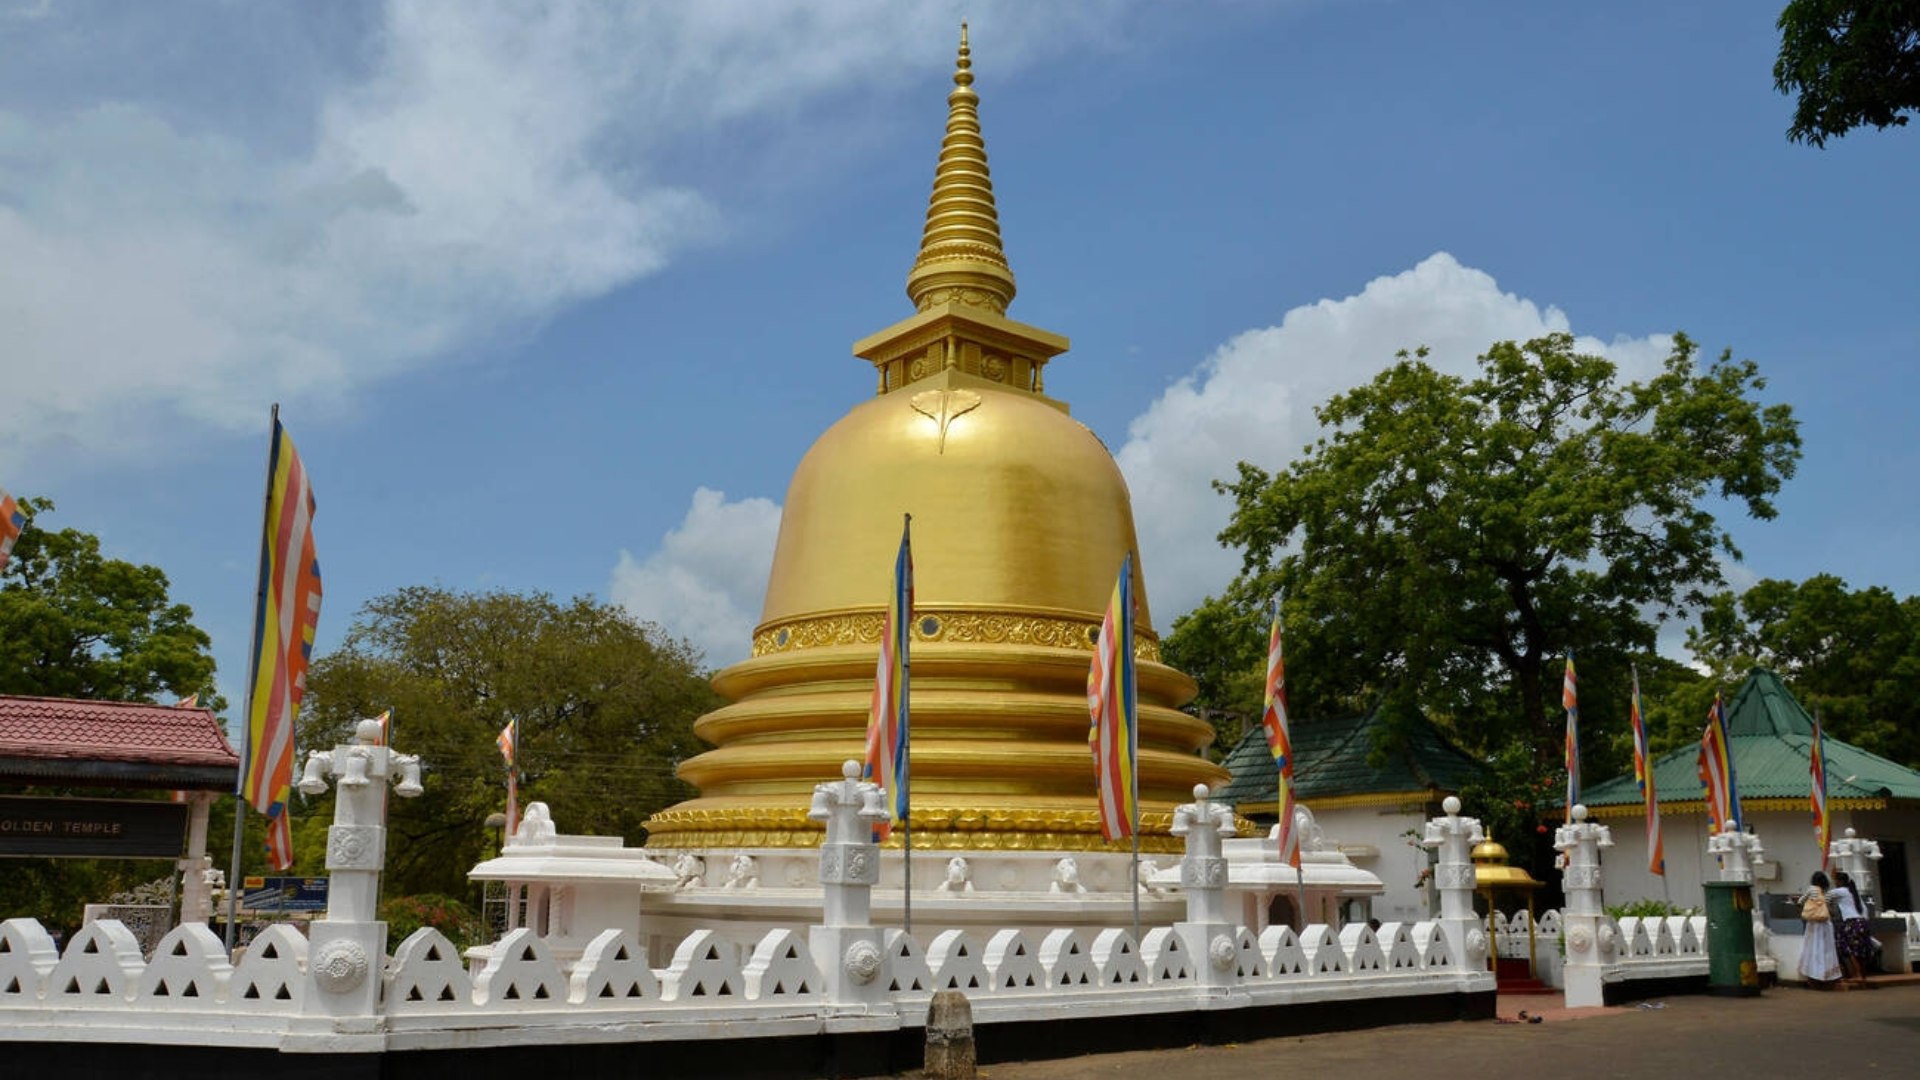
239 876 329 913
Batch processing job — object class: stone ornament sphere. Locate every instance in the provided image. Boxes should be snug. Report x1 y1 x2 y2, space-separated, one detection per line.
313 940 370 993
844 940 883 985
1209 935 1236 972
1465 928 1488 962
1598 923 1618 958
1567 926 1593 954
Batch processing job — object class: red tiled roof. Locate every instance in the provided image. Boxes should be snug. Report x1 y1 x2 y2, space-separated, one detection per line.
0 694 239 770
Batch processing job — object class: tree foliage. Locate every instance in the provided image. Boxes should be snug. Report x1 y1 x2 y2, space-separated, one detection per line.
0 496 221 706
299 587 720 898
1192 333 1800 782
1690 574 1920 767
1775 0 1920 146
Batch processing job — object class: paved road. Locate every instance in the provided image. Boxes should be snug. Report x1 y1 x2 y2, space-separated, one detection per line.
966 985 1920 1080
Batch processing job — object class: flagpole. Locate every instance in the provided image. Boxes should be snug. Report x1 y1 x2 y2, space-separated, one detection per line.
1276 590 1308 931
225 403 280 953
1129 556 1141 947
901 514 914 935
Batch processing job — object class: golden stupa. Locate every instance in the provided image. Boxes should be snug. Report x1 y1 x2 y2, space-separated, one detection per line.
645 28 1227 855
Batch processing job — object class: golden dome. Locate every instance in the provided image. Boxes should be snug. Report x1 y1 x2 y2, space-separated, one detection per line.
1471 838 1543 891
645 27 1226 854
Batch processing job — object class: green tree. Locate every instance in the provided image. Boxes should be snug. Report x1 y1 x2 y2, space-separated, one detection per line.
1690 574 1920 767
1775 0 1920 146
0 496 221 705
1207 333 1801 783
300 587 720 898
0 495 227 926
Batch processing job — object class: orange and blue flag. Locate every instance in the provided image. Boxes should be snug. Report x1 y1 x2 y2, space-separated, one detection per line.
1260 595 1299 868
264 805 294 872
1088 554 1139 842
1811 708 1830 871
1562 652 1580 821
0 486 25 573
238 412 322 875
1628 666 1663 875
864 516 914 832
1698 692 1741 834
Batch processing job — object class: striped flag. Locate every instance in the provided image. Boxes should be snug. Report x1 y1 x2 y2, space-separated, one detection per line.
374 708 392 746
1697 692 1741 835
264 806 294 872
1260 595 1299 868
1087 554 1139 842
1811 708 1830 871
1628 666 1663 875
1562 652 1579 821
238 412 322 878
863 516 913 834
498 718 519 836
0 486 25 573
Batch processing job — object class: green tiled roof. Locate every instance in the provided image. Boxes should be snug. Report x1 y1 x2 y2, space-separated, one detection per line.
1216 706 1489 809
1584 668 1920 807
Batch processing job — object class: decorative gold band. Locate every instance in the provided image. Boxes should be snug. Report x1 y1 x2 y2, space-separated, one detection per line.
1585 795 1894 819
753 608 1162 662
642 805 1247 855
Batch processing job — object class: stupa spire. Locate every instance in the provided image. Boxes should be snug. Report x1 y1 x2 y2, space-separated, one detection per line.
906 23 1017 315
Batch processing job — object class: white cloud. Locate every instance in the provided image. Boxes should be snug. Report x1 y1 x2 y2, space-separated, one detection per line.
0 0 1134 470
1117 252 1674 624
610 487 782 668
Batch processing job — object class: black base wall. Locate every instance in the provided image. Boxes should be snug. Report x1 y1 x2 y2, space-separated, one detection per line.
2 990 1494 1080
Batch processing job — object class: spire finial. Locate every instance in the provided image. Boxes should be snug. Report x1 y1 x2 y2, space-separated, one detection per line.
905 23 1015 315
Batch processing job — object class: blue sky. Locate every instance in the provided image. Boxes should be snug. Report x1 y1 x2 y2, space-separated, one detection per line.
3 1 1915 711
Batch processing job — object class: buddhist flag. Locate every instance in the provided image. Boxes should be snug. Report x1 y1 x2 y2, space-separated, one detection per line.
264 806 294 872
1562 651 1580 821
0 486 25 573
374 708 392 746
238 410 322 878
1697 692 1741 835
1811 708 1831 871
863 516 913 833
1088 554 1139 842
1628 666 1663 876
498 718 519 835
1260 595 1299 868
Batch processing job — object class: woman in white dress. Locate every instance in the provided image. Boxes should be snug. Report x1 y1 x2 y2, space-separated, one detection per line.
1799 870 1843 987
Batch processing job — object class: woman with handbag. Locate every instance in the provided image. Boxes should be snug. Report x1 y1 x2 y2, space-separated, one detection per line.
1832 871 1873 987
1799 871 1843 987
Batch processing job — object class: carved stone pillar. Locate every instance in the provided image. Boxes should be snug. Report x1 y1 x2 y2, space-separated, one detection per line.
1422 796 1488 972
1829 828 1883 907
807 760 897 1014
291 717 423 1021
1171 783 1243 992
1553 804 1615 1008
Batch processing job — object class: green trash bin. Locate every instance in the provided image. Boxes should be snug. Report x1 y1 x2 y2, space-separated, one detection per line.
1702 881 1762 996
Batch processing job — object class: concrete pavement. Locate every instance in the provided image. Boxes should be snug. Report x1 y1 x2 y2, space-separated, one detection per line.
955 983 1920 1080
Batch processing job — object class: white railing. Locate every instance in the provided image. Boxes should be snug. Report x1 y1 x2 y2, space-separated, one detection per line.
0 764 1491 1054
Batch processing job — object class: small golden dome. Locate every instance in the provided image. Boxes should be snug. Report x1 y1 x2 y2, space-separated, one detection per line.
1471 840 1510 865
1471 838 1544 890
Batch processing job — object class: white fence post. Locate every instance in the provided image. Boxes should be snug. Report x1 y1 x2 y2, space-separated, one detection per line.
807 760 897 1015
1421 796 1488 973
291 716 424 1023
